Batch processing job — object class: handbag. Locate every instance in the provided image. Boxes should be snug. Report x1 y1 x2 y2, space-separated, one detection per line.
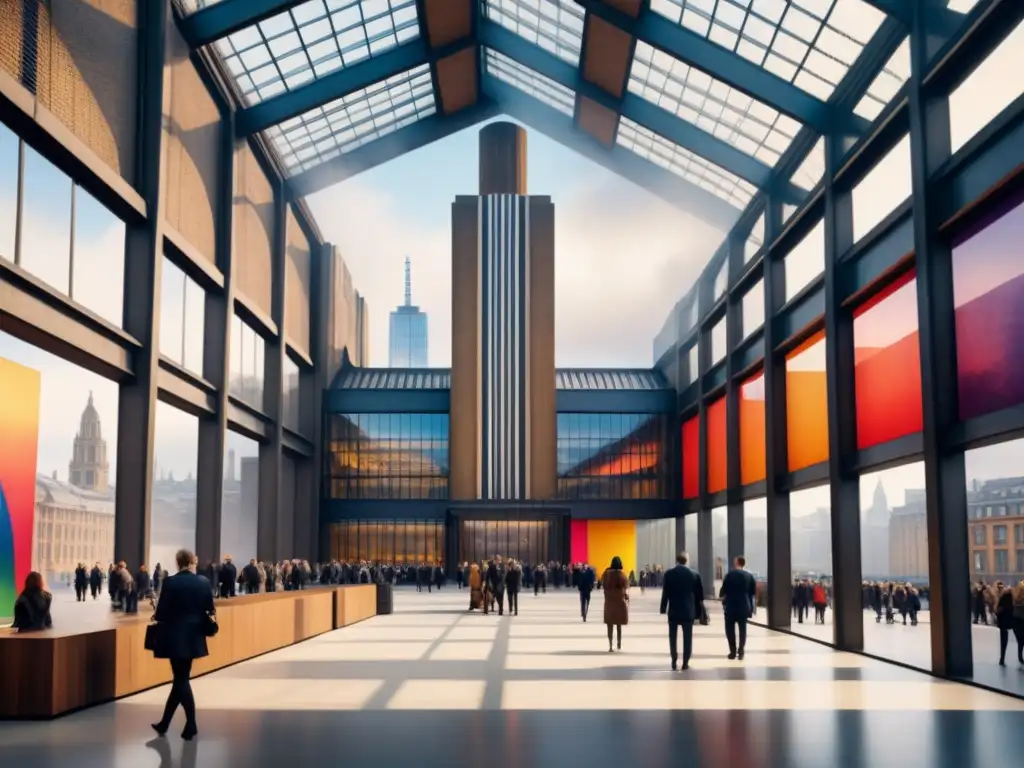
202 611 219 638
698 603 710 626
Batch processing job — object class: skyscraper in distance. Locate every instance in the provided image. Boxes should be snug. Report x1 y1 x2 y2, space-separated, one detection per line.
388 257 428 367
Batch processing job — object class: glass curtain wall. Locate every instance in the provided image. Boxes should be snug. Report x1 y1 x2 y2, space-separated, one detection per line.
328 520 444 565
325 413 449 499
229 314 266 411
556 413 669 499
151 402 199 571
789 485 833 641
221 431 260 566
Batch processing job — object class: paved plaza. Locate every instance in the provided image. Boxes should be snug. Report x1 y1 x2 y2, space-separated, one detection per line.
2 587 1024 767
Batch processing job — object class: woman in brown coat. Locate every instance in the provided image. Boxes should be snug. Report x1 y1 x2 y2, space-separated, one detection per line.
602 556 629 652
468 563 483 611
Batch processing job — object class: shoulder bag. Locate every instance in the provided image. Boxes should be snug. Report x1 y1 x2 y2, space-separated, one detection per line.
202 611 219 637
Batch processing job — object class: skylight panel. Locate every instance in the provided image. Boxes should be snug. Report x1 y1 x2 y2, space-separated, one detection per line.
629 41 802 168
649 0 887 101
263 63 435 173
854 37 911 122
484 48 576 117
617 117 758 209
213 0 420 106
791 136 825 192
482 0 585 65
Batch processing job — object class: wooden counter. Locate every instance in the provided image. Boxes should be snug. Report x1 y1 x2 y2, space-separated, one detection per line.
0 584 378 719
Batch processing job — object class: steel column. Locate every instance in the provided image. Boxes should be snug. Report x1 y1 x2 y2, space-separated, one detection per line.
259 184 288 561
696 267 714 595
909 5 972 678
725 233 744 570
762 198 792 630
114 0 168 570
195 114 236 567
823 134 863 651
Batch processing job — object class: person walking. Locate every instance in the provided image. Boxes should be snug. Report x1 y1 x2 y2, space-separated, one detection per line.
468 563 483 611
602 556 629 652
661 552 704 671
578 562 595 622
73 563 87 602
719 556 756 660
149 549 216 741
505 560 521 616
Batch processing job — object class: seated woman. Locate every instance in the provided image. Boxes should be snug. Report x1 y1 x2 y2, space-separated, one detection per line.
12 571 53 632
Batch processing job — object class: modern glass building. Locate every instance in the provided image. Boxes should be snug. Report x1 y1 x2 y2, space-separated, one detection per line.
0 0 1022 701
388 257 429 367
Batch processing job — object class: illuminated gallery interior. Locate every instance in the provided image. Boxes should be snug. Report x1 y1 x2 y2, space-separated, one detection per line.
1 0 1024 763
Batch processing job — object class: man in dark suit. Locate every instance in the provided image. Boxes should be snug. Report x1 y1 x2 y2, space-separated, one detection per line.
719 555 757 660
577 563 596 622
89 563 103 600
218 556 237 599
660 552 704 671
505 560 521 616
151 549 215 740
486 556 506 616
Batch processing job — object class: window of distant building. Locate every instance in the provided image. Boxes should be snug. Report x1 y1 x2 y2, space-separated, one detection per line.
994 524 1007 544
973 551 987 573
973 526 986 545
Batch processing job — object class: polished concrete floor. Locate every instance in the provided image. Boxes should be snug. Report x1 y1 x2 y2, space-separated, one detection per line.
2 588 1024 767
783 606 1024 698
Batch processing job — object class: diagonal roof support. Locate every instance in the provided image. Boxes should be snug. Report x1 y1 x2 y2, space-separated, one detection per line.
286 99 503 198
236 36 474 136
863 0 966 36
483 76 739 231
177 0 307 48
573 0 869 136
480 20 802 202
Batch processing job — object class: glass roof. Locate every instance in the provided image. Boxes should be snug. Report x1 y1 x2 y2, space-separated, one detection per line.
854 37 911 122
617 117 758 209
264 63 435 173
482 0 585 65
649 0 887 101
629 41 803 167
213 0 420 105
484 48 576 117
790 136 825 191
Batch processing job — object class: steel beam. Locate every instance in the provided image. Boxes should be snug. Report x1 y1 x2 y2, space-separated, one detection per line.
573 0 863 135
286 99 502 198
863 0 966 36
908 5 972 679
487 79 740 231
114 0 168 571
176 0 306 48
237 36 473 136
480 21 800 199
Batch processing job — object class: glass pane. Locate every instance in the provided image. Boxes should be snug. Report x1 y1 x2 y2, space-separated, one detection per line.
72 187 125 327
786 331 829 471
152 402 198 570
684 514 699 574
740 371 766 485
159 259 186 365
742 279 765 338
20 146 72 294
229 314 243 399
707 397 726 494
1 331 118 586
682 414 699 499
183 274 206 376
0 122 17 261
784 220 824 302
221 431 259 567
952 192 1024 420
712 506 727 592
851 135 912 243
710 317 727 364
789 484 834 641
860 462 930 671
284 355 301 432
743 499 768 609
853 271 922 449
949 23 1024 154
484 48 575 117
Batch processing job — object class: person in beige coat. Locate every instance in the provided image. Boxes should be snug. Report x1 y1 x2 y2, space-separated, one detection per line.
602 556 630 652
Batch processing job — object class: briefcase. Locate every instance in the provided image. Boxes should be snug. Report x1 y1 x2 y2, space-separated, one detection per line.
698 604 710 626
144 622 163 652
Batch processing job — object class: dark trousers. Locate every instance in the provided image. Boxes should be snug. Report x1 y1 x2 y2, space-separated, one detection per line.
159 658 196 730
725 616 748 655
668 620 694 667
90 583 99 599
580 592 591 619
75 585 86 601
508 590 518 614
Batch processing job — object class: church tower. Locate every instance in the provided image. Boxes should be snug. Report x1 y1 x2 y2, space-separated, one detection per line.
69 392 109 492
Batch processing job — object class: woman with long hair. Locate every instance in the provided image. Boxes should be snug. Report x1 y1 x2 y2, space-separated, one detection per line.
602 556 629 652
149 549 216 741
12 571 52 632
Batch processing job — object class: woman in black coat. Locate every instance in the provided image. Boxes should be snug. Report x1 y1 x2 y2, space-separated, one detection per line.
12 571 52 631
150 549 216 740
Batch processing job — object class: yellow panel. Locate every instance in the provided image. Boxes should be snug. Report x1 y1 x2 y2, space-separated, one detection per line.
587 520 637 580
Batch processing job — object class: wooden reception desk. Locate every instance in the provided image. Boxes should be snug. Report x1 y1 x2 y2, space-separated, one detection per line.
0 584 378 719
